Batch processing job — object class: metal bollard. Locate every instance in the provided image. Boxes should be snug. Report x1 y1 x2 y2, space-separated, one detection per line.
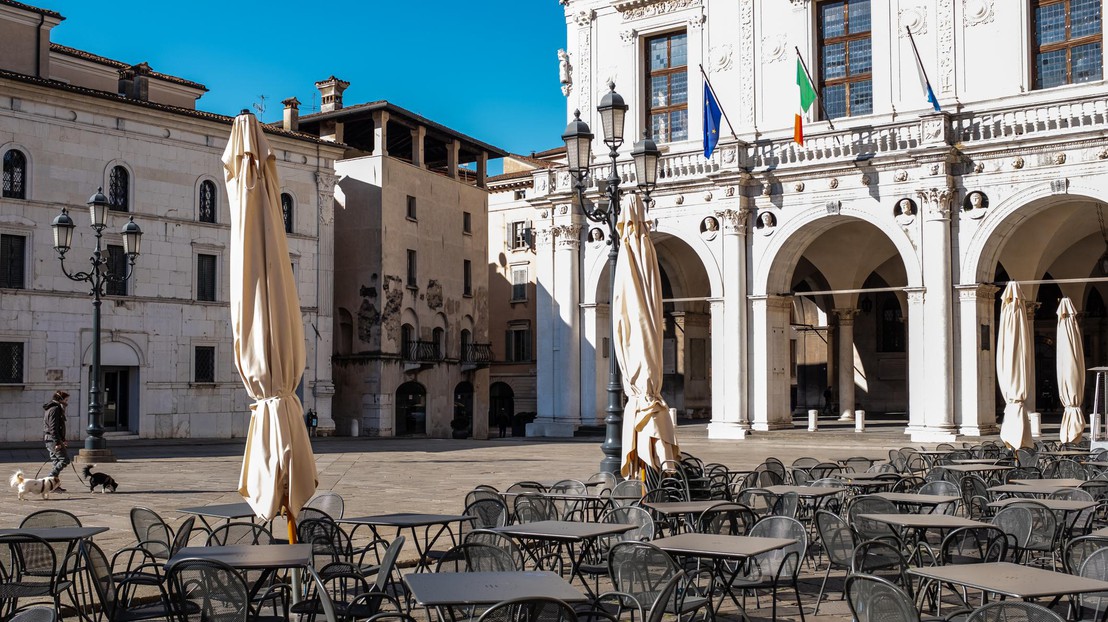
808 409 819 432
1029 411 1041 438
855 410 866 432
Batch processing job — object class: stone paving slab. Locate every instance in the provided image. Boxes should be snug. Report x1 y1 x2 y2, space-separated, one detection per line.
0 418 1054 621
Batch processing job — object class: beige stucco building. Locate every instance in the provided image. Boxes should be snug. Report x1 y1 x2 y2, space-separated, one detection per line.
0 1 343 441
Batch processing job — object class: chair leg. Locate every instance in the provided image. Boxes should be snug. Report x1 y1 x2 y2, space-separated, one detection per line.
813 564 833 615
793 582 806 622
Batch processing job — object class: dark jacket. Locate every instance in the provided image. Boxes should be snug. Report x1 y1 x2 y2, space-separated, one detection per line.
43 400 66 443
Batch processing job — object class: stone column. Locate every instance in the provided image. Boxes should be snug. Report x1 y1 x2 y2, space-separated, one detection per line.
708 208 751 438
410 126 426 168
446 140 460 180
311 171 337 434
834 309 858 421
533 222 557 436
751 295 793 430
476 152 488 189
915 187 957 440
371 111 389 157
957 284 1000 435
579 302 601 426
1025 305 1038 415
905 288 929 434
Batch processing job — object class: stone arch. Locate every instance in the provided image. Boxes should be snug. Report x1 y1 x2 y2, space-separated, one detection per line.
1 142 34 200
82 336 144 367
102 159 135 212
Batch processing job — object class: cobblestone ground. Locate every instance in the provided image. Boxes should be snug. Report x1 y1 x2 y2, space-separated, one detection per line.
0 416 1025 621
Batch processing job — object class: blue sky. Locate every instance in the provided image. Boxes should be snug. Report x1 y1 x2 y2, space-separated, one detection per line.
42 1 569 160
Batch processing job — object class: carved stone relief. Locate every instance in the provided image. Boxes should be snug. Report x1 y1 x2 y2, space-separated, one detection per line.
762 35 788 63
618 0 702 20
552 224 583 250
709 44 734 71
793 182 805 192
577 28 592 119
938 0 954 92
739 0 755 125
716 208 750 236
1050 178 1069 194
829 178 839 189
315 171 336 224
917 187 953 218
963 0 995 26
825 200 841 215
894 170 909 182
620 29 638 45
900 6 927 36
688 13 705 29
1012 156 1025 170
574 9 595 26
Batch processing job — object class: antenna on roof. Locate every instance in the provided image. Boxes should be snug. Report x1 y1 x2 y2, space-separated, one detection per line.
252 95 267 118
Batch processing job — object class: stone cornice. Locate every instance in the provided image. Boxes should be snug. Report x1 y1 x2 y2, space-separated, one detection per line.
613 0 702 20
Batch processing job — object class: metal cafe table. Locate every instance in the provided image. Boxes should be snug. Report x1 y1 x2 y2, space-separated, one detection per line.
177 501 259 532
935 463 1014 477
855 514 992 545
339 513 474 573
1011 478 1087 488
405 571 586 622
489 520 634 598
167 543 337 622
832 472 902 492
988 483 1070 498
643 500 729 534
872 492 961 513
909 561 1108 611
652 533 796 621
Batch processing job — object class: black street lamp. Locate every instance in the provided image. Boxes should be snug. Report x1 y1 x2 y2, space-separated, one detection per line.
563 82 661 475
51 188 142 460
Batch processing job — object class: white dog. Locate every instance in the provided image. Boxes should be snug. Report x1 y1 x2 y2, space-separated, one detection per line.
9 470 61 501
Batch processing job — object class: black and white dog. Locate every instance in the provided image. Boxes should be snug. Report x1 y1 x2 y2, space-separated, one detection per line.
9 470 61 500
82 464 119 493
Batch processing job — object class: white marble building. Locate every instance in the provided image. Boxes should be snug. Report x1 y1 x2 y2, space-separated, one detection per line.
531 0 1108 442
0 1 343 441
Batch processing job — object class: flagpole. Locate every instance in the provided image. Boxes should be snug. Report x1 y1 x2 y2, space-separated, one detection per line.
794 47 835 131
698 64 738 140
905 26 940 112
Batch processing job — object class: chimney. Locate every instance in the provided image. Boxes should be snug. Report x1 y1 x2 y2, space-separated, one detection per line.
315 76 350 113
118 62 151 101
282 97 301 131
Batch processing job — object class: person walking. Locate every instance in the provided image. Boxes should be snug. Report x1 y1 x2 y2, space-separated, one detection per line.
43 390 70 491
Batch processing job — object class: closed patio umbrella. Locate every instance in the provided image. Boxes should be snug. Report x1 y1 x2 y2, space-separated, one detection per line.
613 194 680 478
223 112 317 531
998 282 1033 450
1057 297 1085 444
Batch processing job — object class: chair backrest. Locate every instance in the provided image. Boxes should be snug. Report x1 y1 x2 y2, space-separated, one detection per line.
918 480 959 497
815 510 855 569
607 541 680 615
170 516 196 555
810 462 843 479
844 573 921 622
130 507 173 559
736 488 776 516
78 540 118 617
465 530 525 570
695 503 755 536
939 526 1009 565
304 491 345 519
842 457 873 473
1004 466 1043 482
506 481 547 494
434 542 516 573
475 596 578 622
770 491 799 518
965 601 1065 622
1077 546 1108 621
207 521 274 546
791 457 820 469
1043 459 1087 480
1050 488 1094 501
465 488 503 507
586 472 617 493
603 506 656 542
847 495 901 541
1015 448 1039 467
1004 500 1059 553
645 572 686 622
0 533 59 588
513 493 558 523
168 558 250 622
611 479 645 506
8 608 56 622
1064 534 1108 574
550 480 587 495
20 509 81 569
465 498 510 530
298 516 354 567
749 516 807 581
990 505 1034 550
851 539 912 594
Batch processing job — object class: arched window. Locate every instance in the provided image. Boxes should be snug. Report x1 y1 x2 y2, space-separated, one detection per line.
198 180 217 223
401 324 415 360
108 166 129 211
432 327 445 360
281 193 293 234
2 150 27 199
460 329 472 361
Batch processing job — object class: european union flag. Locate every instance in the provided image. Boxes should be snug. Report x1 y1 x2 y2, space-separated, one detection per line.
703 81 722 159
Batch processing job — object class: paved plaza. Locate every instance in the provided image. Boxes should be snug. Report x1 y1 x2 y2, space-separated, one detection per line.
0 417 1029 621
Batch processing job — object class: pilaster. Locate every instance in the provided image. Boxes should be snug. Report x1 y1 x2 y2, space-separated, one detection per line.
914 184 957 439
371 111 389 157
956 283 1001 436
531 219 582 437
411 126 426 168
750 295 794 431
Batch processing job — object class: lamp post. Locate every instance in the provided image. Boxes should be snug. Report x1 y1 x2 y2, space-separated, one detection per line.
563 82 661 475
51 188 142 460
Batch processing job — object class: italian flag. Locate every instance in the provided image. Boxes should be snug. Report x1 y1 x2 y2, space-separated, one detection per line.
795 58 817 145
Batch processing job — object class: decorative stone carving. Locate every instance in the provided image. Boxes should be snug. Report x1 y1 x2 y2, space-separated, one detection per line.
739 0 754 125
574 9 595 26
709 44 734 71
938 0 954 92
829 178 839 189
906 289 926 305
963 190 989 219
315 171 336 224
900 6 927 36
558 49 572 97
756 210 777 235
722 147 737 164
789 0 809 7
929 163 941 175
1099 148 1108 160
860 174 872 186
1053 152 1066 165
762 35 788 63
557 171 571 191
703 191 713 202
559 205 569 215
916 187 953 218
963 0 994 26
700 216 719 240
1050 178 1069 194
762 182 773 197
588 228 604 244
974 161 985 173
1012 156 1025 169
675 194 684 205
793 182 805 192
536 227 554 248
716 209 750 236
825 200 842 215
725 186 736 197
895 198 917 226
688 13 705 29
540 211 549 219
577 28 592 118
552 224 583 249
894 170 908 182
620 29 638 45
618 0 702 20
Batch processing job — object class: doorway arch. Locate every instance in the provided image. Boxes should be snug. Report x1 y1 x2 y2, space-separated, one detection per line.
395 381 426 436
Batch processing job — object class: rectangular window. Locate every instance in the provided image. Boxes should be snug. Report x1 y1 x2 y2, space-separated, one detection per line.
646 31 689 142
0 342 23 383
197 253 217 301
463 211 472 234
0 234 26 289
506 324 532 362
194 346 215 383
511 266 528 301
510 221 531 251
1033 0 1103 89
406 195 417 220
463 260 472 296
818 0 873 120
105 245 127 296
406 249 417 288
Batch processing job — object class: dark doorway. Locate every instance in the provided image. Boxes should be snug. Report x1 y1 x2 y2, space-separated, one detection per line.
100 367 131 430
453 382 473 437
489 382 515 438
395 382 426 436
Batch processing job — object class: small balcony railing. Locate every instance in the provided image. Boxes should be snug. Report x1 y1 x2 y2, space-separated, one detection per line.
403 340 442 362
461 343 493 365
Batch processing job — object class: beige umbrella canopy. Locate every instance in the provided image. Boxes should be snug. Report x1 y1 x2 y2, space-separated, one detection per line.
1057 297 1086 444
223 112 317 525
613 194 680 478
997 282 1033 450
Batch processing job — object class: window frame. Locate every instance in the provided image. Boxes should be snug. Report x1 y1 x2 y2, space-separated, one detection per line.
198 179 218 224
816 0 874 120
463 211 472 235
1031 0 1103 89
0 233 27 290
510 221 531 251
196 252 218 302
107 165 130 212
406 195 417 221
506 322 532 363
193 345 216 383
0 340 25 384
463 260 473 297
105 244 128 296
280 192 294 234
406 249 418 289
511 265 528 302
2 149 28 200
644 30 690 143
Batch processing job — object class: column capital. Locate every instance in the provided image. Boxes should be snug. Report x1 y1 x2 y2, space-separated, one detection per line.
750 294 792 310
552 224 584 250
535 225 555 250
904 287 926 304
833 308 859 323
715 208 750 236
916 187 954 219
956 283 1000 301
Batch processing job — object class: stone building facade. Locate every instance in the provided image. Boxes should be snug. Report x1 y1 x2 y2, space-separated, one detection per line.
0 1 343 441
532 0 1108 441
